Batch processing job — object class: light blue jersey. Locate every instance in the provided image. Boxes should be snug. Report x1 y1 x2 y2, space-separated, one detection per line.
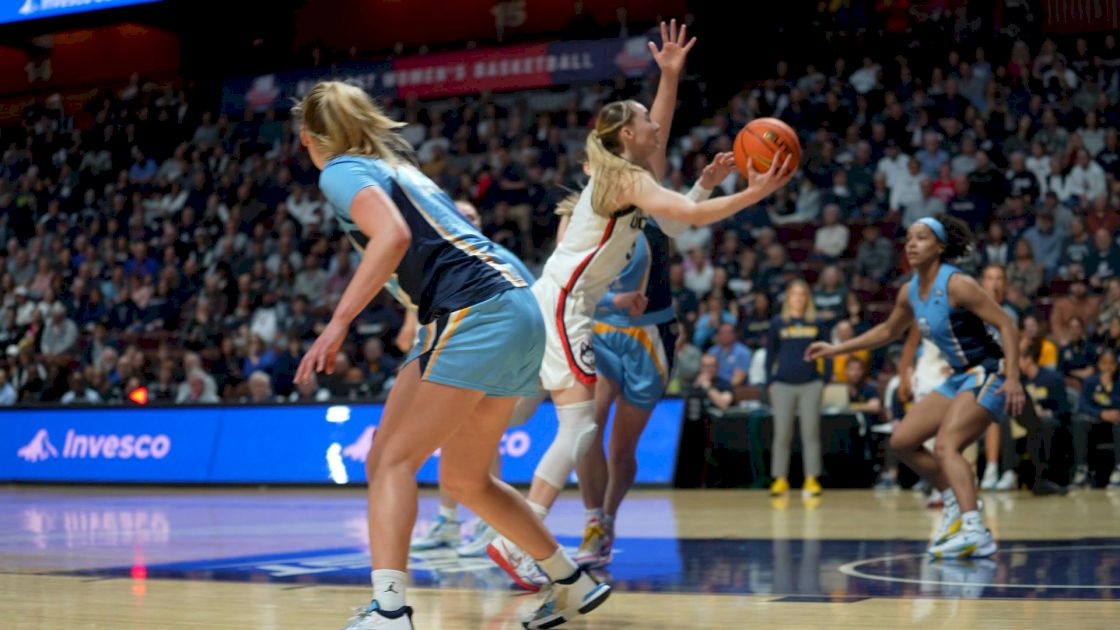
319 155 529 325
909 263 1007 419
318 153 541 397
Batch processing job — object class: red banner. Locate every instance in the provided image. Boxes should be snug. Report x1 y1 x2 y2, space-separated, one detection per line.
390 43 551 98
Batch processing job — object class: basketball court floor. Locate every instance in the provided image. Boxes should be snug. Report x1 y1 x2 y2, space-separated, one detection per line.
2 486 1118 628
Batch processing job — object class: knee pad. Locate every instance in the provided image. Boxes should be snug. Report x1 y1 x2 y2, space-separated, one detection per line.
534 400 597 488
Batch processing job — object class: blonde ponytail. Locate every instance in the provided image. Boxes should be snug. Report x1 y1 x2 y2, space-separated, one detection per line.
293 81 414 165
584 100 649 217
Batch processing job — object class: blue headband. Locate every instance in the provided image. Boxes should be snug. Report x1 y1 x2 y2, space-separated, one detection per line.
917 217 947 243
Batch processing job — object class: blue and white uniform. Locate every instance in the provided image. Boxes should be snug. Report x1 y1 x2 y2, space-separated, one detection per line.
592 222 678 410
319 155 543 397
909 263 1006 419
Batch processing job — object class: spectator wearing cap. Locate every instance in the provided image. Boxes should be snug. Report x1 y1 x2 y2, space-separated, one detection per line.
1086 228 1120 289
40 303 78 359
14 287 38 327
1021 209 1066 277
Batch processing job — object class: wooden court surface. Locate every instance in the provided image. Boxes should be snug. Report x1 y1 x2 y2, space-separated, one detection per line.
2 486 1118 629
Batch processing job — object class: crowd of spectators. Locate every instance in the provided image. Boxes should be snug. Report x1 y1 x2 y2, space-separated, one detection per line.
0 0 1119 471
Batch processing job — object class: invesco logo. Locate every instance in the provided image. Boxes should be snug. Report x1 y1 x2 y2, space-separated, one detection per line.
63 430 171 459
498 430 530 458
16 429 172 462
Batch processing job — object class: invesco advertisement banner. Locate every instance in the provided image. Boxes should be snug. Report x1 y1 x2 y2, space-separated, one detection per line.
1 400 683 485
222 37 654 113
0 0 163 25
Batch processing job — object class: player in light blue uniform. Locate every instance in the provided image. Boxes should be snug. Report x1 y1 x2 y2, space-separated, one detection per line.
409 199 542 559
292 81 608 630
807 214 1025 560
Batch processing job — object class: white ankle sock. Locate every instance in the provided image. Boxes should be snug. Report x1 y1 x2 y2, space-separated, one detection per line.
438 505 458 522
585 507 603 522
372 569 408 611
961 510 983 531
527 500 549 520
941 487 957 509
601 513 615 530
537 546 578 582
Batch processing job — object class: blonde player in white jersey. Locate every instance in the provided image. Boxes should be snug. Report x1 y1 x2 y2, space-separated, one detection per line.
487 19 795 590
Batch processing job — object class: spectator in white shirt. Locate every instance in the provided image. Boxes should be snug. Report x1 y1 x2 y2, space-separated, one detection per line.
683 248 715 298
674 224 712 255
1066 149 1107 205
40 303 78 358
889 157 926 217
1025 142 1052 185
813 204 850 261
876 140 909 189
902 178 947 227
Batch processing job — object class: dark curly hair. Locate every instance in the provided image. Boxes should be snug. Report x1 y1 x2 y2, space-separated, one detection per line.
934 213 974 261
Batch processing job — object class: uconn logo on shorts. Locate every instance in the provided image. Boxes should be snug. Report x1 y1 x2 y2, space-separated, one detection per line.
580 341 597 370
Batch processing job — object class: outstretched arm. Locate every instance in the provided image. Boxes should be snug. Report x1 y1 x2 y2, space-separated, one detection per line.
647 19 696 180
635 153 792 227
805 290 915 361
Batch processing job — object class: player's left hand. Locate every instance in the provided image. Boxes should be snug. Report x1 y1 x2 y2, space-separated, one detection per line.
699 152 736 189
295 320 348 385
998 378 1026 417
648 19 696 75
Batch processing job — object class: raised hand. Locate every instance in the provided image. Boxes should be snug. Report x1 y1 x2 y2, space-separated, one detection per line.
699 152 736 189
647 19 697 76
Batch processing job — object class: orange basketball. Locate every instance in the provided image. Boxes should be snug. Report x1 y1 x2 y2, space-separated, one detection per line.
733 117 801 178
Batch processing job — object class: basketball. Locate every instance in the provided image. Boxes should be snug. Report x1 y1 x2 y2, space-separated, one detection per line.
733 117 801 177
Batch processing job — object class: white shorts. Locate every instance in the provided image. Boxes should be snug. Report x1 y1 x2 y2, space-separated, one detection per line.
533 279 597 391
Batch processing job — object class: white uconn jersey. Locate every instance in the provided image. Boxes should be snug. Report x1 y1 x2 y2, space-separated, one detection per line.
535 179 647 389
541 180 646 305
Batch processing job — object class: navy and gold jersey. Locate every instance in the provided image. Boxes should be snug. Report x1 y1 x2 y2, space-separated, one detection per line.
908 263 1003 372
1024 367 1070 416
766 316 829 384
1078 373 1120 415
319 155 528 325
